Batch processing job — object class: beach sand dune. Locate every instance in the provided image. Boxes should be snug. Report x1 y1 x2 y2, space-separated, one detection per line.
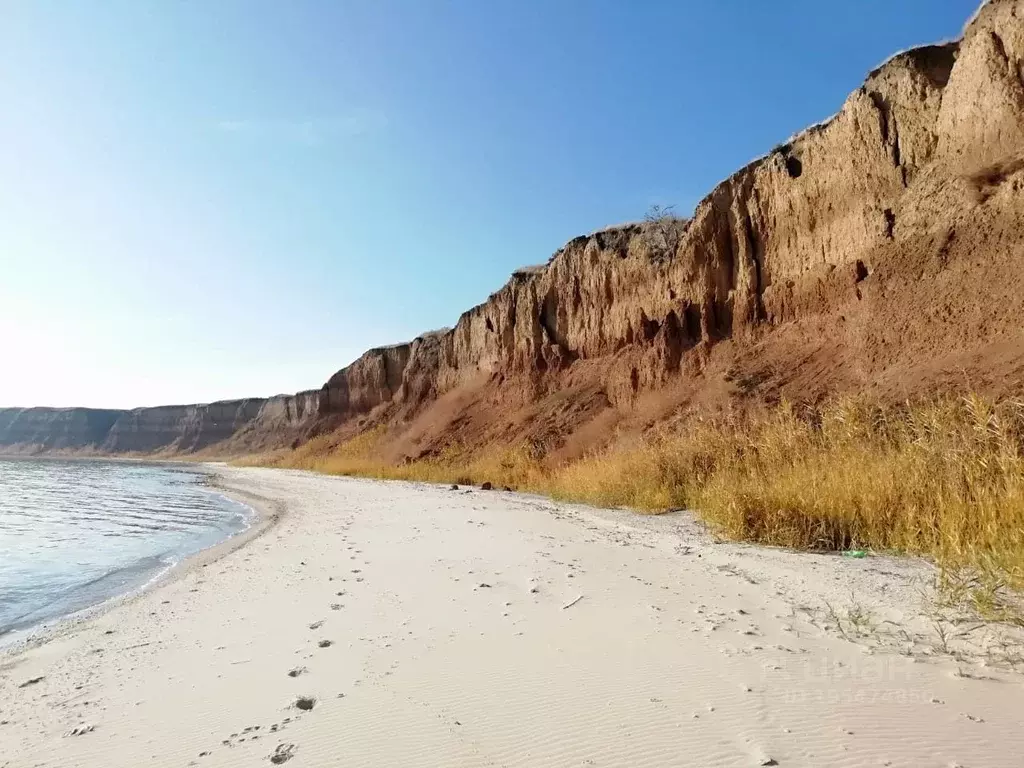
3 466 1024 767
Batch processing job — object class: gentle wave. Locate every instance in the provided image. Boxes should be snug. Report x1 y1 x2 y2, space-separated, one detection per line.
0 459 250 636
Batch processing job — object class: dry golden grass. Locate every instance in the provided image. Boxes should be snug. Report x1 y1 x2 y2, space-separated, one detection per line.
240 426 551 491
694 396 1024 582
238 394 1024 588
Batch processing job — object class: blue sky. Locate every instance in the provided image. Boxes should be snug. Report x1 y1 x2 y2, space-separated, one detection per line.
0 0 977 408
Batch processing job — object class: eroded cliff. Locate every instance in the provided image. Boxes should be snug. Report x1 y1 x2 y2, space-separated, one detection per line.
4 0 1024 458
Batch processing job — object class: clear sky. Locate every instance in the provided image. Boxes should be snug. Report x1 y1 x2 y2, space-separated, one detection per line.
0 0 977 408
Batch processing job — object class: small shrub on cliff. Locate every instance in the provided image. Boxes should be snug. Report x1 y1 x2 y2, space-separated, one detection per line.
634 204 688 260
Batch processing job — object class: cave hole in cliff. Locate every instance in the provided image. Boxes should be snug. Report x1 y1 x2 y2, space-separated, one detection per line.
855 260 870 283
630 367 639 393
684 305 702 342
640 313 661 342
485 318 495 332
785 155 803 179
883 208 896 240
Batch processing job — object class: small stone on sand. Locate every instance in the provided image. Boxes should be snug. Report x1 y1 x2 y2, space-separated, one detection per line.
294 696 316 711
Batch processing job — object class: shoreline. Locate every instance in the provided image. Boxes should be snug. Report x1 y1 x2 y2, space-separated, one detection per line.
0 464 279 657
3 466 1024 767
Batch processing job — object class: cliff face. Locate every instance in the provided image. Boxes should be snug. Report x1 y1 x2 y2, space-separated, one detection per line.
4 0 1024 458
100 399 268 453
0 401 270 455
0 408 124 453
317 0 1024 421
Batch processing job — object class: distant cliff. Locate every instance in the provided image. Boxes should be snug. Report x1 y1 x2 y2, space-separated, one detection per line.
5 0 1024 459
0 408 124 453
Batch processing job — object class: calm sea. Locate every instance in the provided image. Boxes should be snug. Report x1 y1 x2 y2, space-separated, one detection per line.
0 458 251 637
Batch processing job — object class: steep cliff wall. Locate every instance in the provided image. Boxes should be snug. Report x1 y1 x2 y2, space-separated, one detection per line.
0 408 124 453
100 399 269 453
311 0 1024 419
3 0 1023 458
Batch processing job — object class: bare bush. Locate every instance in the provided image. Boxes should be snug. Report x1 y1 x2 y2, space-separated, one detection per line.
638 204 688 258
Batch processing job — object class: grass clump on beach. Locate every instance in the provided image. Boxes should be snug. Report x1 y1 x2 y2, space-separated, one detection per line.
242 395 1024 589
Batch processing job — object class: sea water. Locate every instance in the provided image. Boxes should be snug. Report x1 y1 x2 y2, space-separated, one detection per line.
0 458 251 637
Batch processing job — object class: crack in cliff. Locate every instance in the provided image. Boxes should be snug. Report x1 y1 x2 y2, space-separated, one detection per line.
893 122 906 187
868 90 908 187
990 28 1024 91
884 208 896 240
538 286 571 354
991 29 1012 72
743 210 767 322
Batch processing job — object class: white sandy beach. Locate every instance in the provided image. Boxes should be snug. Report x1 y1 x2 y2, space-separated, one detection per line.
3 466 1024 767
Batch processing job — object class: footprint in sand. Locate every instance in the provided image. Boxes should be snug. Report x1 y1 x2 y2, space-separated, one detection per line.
269 743 297 764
